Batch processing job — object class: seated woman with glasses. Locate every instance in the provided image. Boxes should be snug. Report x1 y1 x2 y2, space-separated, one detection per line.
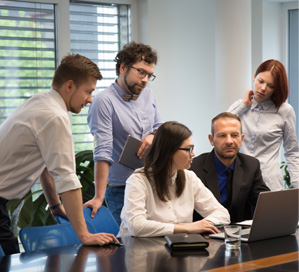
118 121 230 237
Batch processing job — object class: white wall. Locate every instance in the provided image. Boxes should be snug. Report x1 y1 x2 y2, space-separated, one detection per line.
143 0 219 153
135 0 252 154
214 0 251 112
133 0 296 154
262 1 284 61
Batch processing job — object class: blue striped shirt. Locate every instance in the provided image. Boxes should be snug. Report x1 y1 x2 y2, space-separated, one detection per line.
88 82 163 186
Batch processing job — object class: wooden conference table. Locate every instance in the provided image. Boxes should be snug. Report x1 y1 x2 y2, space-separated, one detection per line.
1 230 298 272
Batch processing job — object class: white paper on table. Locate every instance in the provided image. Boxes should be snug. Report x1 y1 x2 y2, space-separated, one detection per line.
236 220 253 226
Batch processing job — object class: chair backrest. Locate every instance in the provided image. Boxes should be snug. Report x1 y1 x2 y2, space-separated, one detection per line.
19 222 95 252
0 245 5 257
56 206 119 236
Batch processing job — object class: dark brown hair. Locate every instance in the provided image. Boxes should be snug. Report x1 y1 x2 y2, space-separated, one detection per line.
211 112 242 136
114 42 158 76
52 54 102 89
255 59 289 109
142 121 192 202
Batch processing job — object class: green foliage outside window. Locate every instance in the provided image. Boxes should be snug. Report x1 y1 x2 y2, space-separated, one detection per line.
0 8 55 124
0 6 94 151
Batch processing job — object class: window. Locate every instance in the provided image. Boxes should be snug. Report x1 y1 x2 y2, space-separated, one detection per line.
288 8 299 139
0 0 131 152
69 1 130 151
0 1 56 123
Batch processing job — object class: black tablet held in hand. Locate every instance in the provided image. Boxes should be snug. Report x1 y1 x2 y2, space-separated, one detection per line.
118 135 144 170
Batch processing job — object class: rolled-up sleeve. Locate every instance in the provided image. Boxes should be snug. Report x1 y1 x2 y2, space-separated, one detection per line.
88 94 114 164
36 115 81 194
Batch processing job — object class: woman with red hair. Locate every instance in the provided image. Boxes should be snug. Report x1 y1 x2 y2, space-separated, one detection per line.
228 59 299 191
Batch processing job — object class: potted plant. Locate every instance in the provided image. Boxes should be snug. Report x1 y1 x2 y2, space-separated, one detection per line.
280 161 292 189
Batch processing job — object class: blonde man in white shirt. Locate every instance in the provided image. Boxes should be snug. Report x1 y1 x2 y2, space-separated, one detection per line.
119 121 230 237
0 54 118 255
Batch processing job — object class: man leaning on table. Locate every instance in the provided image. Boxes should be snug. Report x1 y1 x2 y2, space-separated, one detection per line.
190 112 270 223
84 42 163 225
0 54 118 255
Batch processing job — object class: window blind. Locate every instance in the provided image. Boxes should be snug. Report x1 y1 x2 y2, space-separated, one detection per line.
0 1 56 124
0 0 131 152
69 1 131 152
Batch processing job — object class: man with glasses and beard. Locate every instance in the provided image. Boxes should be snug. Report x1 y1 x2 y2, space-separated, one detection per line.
190 112 269 223
85 42 162 225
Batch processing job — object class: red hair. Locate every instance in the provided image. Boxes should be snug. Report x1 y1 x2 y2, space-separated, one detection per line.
255 59 289 109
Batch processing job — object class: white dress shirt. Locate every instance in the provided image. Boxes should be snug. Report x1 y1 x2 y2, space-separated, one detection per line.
228 98 299 190
118 169 230 237
0 89 82 199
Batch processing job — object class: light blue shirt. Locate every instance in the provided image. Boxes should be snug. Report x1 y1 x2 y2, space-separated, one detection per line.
228 98 299 190
88 82 163 186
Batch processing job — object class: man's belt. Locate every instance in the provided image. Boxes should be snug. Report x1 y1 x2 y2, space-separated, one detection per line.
107 184 126 189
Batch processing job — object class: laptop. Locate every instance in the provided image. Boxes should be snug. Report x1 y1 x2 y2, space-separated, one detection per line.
210 188 299 242
118 135 144 170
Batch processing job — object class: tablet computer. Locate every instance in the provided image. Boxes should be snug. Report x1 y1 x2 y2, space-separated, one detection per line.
118 135 144 170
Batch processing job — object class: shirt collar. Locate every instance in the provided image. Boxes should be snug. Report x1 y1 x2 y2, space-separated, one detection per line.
112 80 130 99
251 97 274 111
213 150 235 175
49 88 68 112
170 171 178 185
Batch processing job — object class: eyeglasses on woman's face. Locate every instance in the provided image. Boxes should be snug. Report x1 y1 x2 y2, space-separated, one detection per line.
178 145 194 156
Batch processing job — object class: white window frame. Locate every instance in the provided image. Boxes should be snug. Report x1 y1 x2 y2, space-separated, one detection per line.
282 1 299 139
281 1 299 69
15 0 138 65
10 0 137 150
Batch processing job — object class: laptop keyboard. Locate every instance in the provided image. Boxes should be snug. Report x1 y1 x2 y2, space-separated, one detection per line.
241 228 251 239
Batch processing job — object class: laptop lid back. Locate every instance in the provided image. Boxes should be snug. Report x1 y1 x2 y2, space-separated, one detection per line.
248 188 299 242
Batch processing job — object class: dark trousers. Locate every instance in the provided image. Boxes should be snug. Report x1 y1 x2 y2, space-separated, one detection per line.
0 197 20 255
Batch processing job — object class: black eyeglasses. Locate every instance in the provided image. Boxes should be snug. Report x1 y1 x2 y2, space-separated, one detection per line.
178 145 194 155
129 65 156 81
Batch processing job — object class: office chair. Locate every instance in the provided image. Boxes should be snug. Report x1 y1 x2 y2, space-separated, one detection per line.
56 206 119 236
0 245 5 256
19 221 95 252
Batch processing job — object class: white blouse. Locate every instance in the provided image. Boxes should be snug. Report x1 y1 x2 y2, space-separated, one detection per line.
228 98 299 190
118 169 230 237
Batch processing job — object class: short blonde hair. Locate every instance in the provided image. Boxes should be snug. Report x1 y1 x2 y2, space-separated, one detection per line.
52 54 102 89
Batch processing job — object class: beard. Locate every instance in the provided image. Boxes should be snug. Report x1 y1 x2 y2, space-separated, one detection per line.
124 73 145 95
215 147 238 161
217 152 237 160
